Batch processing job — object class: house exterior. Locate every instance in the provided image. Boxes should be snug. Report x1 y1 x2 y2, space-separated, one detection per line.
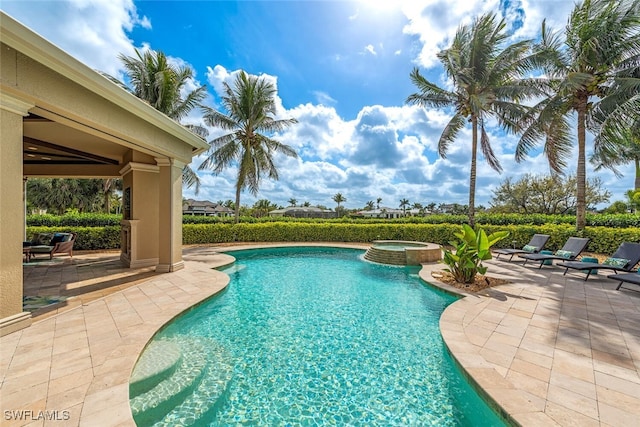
0 13 209 335
269 206 337 219
356 208 406 219
182 199 233 217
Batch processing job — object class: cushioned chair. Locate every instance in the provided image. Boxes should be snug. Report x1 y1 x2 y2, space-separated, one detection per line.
28 232 76 260
607 272 640 290
519 237 590 269
494 234 550 261
558 242 640 281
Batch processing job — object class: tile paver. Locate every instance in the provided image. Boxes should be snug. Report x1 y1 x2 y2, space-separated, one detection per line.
421 257 640 426
1 243 639 426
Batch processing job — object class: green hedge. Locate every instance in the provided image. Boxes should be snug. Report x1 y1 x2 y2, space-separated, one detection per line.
28 212 640 228
183 223 640 254
26 226 121 251
27 222 640 255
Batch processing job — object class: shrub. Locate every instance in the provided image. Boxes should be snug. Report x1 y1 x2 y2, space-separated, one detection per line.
442 225 509 283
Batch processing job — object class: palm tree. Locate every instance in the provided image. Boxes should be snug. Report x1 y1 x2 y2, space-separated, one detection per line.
516 0 640 230
399 198 410 216
333 193 346 213
198 71 298 223
376 197 382 209
591 126 640 191
365 200 375 210
288 198 297 207
103 48 208 193
407 13 541 227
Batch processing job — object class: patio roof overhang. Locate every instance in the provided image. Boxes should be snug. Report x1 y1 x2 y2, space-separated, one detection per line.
1 11 209 177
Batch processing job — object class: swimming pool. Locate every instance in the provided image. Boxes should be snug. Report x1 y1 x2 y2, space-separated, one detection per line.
130 247 506 426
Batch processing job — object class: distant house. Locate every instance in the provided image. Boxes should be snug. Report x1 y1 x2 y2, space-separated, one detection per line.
269 206 337 219
182 199 233 217
356 207 405 219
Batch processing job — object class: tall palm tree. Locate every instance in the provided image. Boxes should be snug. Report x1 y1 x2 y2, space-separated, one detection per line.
516 0 640 230
288 198 297 207
376 197 382 209
365 200 375 210
103 48 208 193
198 71 298 223
333 193 346 212
407 13 541 227
399 198 410 216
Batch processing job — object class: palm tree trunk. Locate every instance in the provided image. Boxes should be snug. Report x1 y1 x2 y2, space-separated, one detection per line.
635 157 639 191
468 116 478 228
234 185 241 224
576 101 587 231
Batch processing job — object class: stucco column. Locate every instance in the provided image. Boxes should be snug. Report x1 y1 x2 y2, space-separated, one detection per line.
119 161 160 268
155 158 184 273
0 93 34 335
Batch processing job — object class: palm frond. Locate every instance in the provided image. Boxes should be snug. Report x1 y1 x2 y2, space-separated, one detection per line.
438 113 466 157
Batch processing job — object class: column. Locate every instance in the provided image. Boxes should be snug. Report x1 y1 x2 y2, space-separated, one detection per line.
155 158 185 272
0 93 34 335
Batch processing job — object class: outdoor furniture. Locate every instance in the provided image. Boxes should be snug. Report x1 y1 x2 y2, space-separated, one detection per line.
607 272 640 290
519 237 590 269
28 232 77 260
558 242 640 281
23 246 31 263
494 234 550 261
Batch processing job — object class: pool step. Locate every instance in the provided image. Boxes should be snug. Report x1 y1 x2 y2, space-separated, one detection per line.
152 342 233 426
130 336 234 427
130 340 182 396
364 247 407 265
130 337 209 425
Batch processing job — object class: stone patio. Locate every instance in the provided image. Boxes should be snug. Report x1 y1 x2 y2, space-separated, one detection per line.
1 243 639 426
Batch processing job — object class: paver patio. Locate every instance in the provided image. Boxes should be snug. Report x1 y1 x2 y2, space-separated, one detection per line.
1 243 639 426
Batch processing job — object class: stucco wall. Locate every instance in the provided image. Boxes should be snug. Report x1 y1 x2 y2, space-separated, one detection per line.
0 110 25 318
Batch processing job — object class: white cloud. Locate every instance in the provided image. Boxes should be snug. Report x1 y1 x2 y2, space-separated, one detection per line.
364 44 377 55
2 0 146 76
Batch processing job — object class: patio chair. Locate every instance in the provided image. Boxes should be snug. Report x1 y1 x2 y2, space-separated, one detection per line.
29 232 77 260
606 272 640 290
519 237 590 269
558 242 640 281
494 234 550 261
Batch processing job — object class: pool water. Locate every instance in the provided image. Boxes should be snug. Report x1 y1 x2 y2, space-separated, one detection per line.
133 247 506 426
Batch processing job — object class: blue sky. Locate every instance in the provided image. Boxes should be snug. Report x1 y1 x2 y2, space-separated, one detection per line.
1 0 631 210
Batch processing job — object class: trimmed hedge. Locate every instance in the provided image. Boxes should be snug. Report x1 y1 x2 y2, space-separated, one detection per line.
27 222 640 255
26 226 121 251
183 223 640 255
29 212 640 228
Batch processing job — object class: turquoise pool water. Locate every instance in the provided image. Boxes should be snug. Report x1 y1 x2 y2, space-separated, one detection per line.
132 247 506 426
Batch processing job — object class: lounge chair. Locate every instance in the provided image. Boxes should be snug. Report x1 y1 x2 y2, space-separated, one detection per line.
519 237 590 269
558 242 640 281
28 232 76 260
494 234 550 261
607 272 640 290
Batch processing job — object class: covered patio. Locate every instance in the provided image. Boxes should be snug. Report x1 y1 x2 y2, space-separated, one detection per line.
0 12 209 336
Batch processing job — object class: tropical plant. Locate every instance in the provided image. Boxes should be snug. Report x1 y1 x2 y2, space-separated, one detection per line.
288 198 297 207
365 200 375 210
407 12 541 227
376 197 382 209
516 0 640 230
399 198 410 215
333 193 347 215
103 48 208 192
198 71 298 222
442 224 509 284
